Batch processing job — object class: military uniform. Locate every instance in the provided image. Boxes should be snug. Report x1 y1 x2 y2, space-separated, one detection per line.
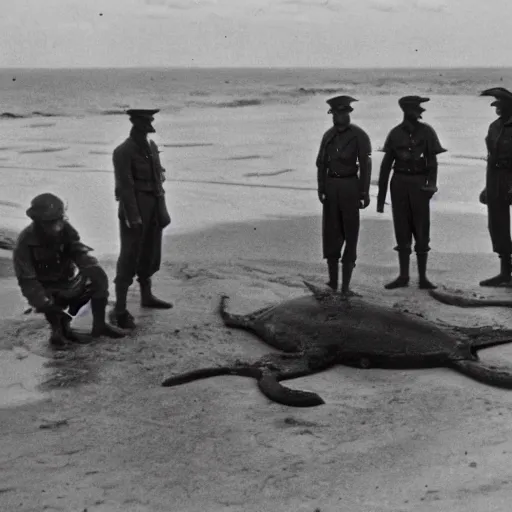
478 87 512 286
13 193 125 348
377 96 446 289
112 109 173 329
316 95 372 294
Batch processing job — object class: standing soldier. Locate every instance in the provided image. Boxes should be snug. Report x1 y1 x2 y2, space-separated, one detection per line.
12 193 126 349
478 88 512 287
316 95 372 296
110 109 173 330
377 96 446 290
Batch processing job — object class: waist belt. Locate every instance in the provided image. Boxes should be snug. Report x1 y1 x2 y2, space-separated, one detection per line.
327 172 358 179
494 159 512 170
393 170 428 176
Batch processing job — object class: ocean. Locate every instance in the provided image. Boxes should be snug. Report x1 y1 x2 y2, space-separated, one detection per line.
0 67 506 256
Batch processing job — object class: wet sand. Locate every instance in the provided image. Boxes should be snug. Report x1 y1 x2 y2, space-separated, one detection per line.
2 212 512 511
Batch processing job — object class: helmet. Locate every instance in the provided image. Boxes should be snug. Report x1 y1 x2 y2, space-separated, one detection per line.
26 193 65 221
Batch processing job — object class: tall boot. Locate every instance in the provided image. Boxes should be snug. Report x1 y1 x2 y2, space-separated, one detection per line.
91 298 127 339
479 254 512 287
417 252 437 289
139 278 173 309
326 259 339 291
384 252 410 289
111 281 136 329
340 262 355 296
44 313 69 350
60 314 92 344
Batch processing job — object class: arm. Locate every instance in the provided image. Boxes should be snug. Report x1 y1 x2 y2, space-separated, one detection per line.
357 131 372 201
65 223 100 271
113 146 141 226
377 151 394 212
316 137 327 197
12 241 52 310
425 127 447 191
150 141 166 183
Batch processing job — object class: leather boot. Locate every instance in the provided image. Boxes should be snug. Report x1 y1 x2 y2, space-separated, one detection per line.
60 314 92 344
111 281 137 329
139 278 173 309
90 298 127 338
479 254 512 287
45 313 69 350
385 252 410 289
326 259 339 291
340 262 355 296
417 252 437 289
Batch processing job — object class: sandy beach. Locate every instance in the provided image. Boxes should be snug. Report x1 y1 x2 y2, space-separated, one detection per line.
3 205 512 512
2 68 512 511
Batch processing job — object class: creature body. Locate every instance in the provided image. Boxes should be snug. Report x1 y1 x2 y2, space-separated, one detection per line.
162 282 512 407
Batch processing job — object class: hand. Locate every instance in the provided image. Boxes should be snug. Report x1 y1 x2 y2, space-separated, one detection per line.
126 219 143 231
479 188 487 205
359 194 370 209
37 302 65 315
421 184 438 199
318 191 326 204
377 203 384 213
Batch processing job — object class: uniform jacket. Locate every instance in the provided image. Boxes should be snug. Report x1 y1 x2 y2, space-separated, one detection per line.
316 123 372 198
377 120 446 208
113 134 167 226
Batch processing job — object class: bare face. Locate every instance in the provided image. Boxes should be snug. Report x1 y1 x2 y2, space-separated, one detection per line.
404 107 423 123
330 109 351 128
38 218 65 238
132 116 156 134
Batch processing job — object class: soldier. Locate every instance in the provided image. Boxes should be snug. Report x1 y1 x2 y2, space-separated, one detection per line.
110 109 173 330
377 96 446 290
316 95 372 296
478 87 512 287
12 193 126 349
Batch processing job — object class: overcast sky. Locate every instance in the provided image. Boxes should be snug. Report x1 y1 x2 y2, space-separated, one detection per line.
1 0 510 68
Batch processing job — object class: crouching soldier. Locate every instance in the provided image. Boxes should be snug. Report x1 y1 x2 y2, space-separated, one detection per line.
12 193 126 348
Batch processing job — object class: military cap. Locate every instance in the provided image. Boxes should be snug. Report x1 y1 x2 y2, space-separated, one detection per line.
480 87 512 106
26 193 65 221
398 96 430 112
326 96 358 113
126 109 160 119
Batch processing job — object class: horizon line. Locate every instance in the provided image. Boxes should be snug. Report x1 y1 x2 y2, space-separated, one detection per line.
1 65 512 71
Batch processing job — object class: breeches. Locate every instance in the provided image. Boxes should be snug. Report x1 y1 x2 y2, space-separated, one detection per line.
486 170 512 255
115 192 163 286
44 265 109 315
322 177 360 262
390 174 431 255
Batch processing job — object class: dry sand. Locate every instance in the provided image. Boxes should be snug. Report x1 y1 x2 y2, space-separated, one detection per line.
2 212 512 512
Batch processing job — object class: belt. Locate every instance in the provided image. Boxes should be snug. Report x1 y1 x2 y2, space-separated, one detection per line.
393 170 428 176
327 172 358 179
495 159 512 170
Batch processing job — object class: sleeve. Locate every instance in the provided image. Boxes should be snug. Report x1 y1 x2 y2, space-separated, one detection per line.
150 141 167 183
12 239 51 310
377 131 395 208
113 146 141 225
426 125 447 156
316 132 329 194
65 223 99 270
357 129 372 197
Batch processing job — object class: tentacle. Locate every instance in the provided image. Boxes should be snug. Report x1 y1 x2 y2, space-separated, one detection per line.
450 359 512 389
162 366 261 387
429 288 512 308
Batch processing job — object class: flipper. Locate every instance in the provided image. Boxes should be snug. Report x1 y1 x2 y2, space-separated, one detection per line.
450 358 512 389
219 295 277 330
430 288 512 308
162 364 325 407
